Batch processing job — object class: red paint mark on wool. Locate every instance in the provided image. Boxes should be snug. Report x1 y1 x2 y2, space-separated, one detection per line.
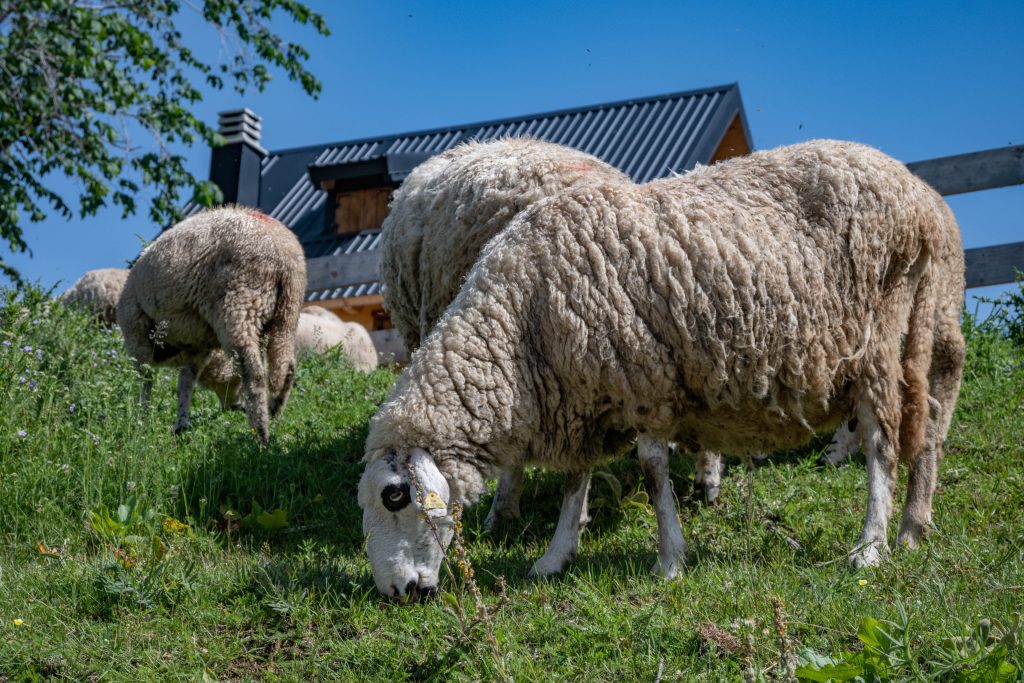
247 209 273 223
562 162 594 173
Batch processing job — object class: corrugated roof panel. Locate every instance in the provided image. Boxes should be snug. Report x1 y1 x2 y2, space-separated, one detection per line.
621 96 678 178
633 96 696 181
235 84 749 304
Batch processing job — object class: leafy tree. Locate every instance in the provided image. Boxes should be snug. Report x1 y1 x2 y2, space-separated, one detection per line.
0 0 330 283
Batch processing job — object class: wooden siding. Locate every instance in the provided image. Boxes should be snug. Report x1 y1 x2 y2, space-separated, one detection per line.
334 187 392 233
709 114 751 164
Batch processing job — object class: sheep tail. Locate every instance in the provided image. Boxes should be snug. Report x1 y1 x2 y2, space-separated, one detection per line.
898 248 936 462
265 263 306 416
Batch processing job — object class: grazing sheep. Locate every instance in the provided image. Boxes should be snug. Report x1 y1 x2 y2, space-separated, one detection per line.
359 140 965 598
117 205 306 444
59 268 129 325
380 136 632 530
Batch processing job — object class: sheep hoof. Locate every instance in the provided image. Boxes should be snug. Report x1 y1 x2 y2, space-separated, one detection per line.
483 507 520 534
172 421 190 436
896 522 928 549
848 541 886 569
651 557 685 580
692 480 719 504
528 553 572 579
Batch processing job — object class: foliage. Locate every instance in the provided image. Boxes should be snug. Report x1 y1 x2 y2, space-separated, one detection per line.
971 275 1024 346
0 286 1022 679
0 0 329 283
796 606 1020 682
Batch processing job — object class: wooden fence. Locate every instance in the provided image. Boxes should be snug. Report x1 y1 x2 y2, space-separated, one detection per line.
307 144 1024 357
905 144 1024 288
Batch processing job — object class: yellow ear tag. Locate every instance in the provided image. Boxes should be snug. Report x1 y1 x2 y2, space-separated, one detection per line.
422 491 447 514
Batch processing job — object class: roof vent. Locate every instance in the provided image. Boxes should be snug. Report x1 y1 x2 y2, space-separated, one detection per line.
218 108 266 154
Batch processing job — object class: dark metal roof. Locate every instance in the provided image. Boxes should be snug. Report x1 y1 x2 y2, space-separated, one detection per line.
192 83 751 301
308 83 749 185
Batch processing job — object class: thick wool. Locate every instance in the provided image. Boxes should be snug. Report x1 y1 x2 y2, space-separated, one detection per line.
118 205 307 443
366 141 959 510
59 268 129 325
294 308 378 371
380 136 629 351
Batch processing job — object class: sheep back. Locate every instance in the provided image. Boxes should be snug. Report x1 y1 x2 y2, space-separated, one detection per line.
60 268 129 325
367 140 957 503
380 137 629 351
118 205 306 367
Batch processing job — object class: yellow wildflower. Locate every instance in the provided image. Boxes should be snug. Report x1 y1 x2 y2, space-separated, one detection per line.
857 579 868 587
162 517 189 534
13 618 24 626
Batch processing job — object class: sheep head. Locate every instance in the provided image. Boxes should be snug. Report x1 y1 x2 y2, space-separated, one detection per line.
358 447 453 600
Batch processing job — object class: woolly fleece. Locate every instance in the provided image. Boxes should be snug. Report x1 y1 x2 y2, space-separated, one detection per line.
380 136 629 351
366 140 962 510
118 205 306 443
60 268 129 325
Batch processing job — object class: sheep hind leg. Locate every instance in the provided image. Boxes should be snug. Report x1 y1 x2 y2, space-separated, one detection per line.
639 435 687 578
265 317 298 419
528 470 591 578
484 465 524 533
898 319 965 548
897 397 941 548
848 357 902 569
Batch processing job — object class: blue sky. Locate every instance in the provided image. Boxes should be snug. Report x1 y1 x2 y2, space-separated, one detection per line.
9 1 1023 309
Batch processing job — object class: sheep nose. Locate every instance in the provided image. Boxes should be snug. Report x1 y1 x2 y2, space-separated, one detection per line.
419 584 438 599
404 579 418 597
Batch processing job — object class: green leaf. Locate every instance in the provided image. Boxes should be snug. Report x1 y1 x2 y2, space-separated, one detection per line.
795 660 865 681
255 508 288 531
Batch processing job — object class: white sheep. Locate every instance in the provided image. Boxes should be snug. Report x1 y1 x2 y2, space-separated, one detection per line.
59 268 129 325
117 205 307 444
380 137 761 512
380 136 633 530
358 140 965 598
295 306 378 371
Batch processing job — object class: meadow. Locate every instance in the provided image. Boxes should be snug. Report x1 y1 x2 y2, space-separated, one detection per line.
1 285 1021 681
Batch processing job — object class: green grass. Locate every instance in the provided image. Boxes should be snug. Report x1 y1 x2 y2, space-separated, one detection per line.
1 284 1022 681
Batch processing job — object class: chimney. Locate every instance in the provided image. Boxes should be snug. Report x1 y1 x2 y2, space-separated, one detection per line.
209 109 266 207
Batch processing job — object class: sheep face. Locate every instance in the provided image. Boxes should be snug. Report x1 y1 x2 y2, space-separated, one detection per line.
358 448 453 600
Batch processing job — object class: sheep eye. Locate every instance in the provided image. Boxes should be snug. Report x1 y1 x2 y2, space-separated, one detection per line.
381 483 411 512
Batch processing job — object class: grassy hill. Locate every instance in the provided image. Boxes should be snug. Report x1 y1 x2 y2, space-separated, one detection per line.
1 285 1021 681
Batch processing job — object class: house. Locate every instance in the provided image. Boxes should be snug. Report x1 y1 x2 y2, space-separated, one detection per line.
200 83 754 356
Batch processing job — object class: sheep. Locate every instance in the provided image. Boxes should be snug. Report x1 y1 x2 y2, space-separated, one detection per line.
358 139 965 598
117 205 307 445
380 137 756 514
294 307 378 371
380 136 634 530
59 268 129 325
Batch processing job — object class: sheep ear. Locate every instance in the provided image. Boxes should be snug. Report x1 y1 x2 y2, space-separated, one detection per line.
409 448 450 516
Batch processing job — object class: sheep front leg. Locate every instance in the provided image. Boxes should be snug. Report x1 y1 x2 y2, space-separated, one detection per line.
173 352 213 435
693 450 724 503
484 465 524 532
639 435 687 578
528 471 591 578
172 365 198 435
820 418 860 466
